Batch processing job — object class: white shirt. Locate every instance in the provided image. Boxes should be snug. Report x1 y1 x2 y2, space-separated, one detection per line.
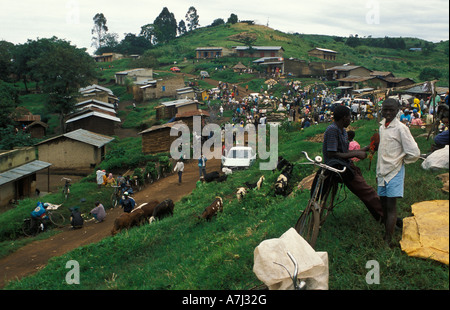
174 161 184 172
376 117 420 186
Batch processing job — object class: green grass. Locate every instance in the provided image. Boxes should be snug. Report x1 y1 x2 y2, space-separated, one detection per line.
3 119 448 290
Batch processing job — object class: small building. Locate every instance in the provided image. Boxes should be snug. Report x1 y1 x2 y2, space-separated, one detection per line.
233 46 284 58
383 77 415 88
175 110 210 132
65 108 121 136
155 99 198 120
92 53 123 62
196 47 223 59
337 76 387 90
308 48 338 61
370 71 394 78
0 147 51 208
79 84 118 104
253 57 284 75
138 121 186 154
134 76 186 102
232 62 247 73
75 99 116 111
115 68 153 85
35 129 114 172
25 121 49 139
14 109 48 139
325 65 372 80
176 87 195 100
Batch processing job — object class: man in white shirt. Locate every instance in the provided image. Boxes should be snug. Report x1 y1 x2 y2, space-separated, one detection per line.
377 98 420 246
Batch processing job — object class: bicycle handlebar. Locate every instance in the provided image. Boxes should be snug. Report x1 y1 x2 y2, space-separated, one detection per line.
301 151 347 174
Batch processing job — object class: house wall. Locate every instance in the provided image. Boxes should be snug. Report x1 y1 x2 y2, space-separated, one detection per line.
177 103 198 115
66 116 116 136
284 59 341 77
37 138 100 170
308 50 337 61
0 147 36 173
0 182 15 209
138 77 186 102
142 129 179 154
196 50 222 59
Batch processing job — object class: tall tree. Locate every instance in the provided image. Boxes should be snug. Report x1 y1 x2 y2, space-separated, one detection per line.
140 24 157 44
91 13 109 51
178 20 187 36
227 13 238 24
153 7 177 44
185 6 200 31
29 39 97 133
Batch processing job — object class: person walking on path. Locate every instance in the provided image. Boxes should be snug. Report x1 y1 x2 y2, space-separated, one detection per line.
198 154 207 179
174 158 185 184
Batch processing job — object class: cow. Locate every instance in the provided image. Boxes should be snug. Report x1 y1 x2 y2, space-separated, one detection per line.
149 199 175 223
132 200 160 223
111 208 147 236
198 197 223 221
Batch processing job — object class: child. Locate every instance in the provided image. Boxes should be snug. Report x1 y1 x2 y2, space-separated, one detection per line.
377 98 420 246
347 130 360 162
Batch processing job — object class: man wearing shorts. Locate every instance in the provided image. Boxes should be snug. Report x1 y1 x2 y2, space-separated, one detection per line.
377 98 420 246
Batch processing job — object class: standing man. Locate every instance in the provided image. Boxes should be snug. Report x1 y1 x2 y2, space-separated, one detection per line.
322 105 384 223
120 192 135 213
377 98 420 246
174 158 185 184
198 154 207 179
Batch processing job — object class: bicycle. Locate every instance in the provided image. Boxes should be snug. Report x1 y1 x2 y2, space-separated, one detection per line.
294 152 346 249
61 177 71 199
111 185 122 208
21 204 65 236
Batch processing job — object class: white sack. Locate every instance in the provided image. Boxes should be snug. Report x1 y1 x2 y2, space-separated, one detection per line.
422 145 449 171
253 228 329 290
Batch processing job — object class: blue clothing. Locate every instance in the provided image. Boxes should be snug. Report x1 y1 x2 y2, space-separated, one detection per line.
198 156 207 167
434 130 449 146
378 165 405 198
400 114 411 123
120 197 135 213
31 202 48 219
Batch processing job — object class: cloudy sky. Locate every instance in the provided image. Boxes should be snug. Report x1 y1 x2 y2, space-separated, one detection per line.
1 0 448 54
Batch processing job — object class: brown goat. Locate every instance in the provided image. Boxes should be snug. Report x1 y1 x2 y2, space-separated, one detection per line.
198 197 223 221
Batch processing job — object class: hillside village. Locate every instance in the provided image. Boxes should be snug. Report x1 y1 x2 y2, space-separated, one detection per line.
0 22 448 290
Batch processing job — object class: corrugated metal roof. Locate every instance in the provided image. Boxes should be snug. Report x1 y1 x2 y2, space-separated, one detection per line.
160 99 197 107
138 120 186 135
36 129 114 148
65 111 121 123
0 160 52 186
234 46 284 51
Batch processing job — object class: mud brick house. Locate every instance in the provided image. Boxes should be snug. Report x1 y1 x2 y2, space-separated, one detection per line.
233 46 284 58
308 48 338 61
0 147 51 208
14 109 49 139
195 47 223 59
139 120 186 154
336 75 388 90
35 129 114 172
134 76 186 102
155 99 199 121
115 68 153 85
325 65 372 80
175 110 210 132
65 107 121 136
79 84 118 104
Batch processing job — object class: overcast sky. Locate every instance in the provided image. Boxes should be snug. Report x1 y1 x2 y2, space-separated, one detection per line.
1 0 448 55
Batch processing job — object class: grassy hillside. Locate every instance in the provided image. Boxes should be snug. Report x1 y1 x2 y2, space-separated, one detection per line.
149 23 449 86
4 120 448 290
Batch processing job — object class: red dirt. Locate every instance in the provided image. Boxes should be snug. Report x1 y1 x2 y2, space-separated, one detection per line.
0 159 221 288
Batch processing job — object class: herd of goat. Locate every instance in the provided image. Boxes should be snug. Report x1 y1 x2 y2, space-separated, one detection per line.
111 157 294 236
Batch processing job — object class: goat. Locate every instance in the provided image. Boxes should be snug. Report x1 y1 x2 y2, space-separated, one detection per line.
132 200 160 223
274 164 294 196
198 197 223 221
222 167 233 175
244 175 265 190
149 199 174 223
236 187 247 201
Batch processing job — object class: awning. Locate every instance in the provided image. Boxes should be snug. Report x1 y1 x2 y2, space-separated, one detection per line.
0 160 52 186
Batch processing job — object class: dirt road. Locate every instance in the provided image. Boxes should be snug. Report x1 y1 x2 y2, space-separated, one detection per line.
0 159 221 289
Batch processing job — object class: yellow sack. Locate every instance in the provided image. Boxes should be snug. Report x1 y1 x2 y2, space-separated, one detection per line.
400 200 449 265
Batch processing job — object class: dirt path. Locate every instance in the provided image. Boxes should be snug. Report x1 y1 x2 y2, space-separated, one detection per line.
0 159 221 289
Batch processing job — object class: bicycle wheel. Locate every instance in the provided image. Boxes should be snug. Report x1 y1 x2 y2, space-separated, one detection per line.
48 211 65 227
294 201 320 249
22 219 40 237
111 192 119 208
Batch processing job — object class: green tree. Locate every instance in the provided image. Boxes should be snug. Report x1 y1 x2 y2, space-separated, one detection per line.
0 80 19 128
210 18 225 27
185 6 200 32
153 7 177 44
29 40 97 133
419 67 441 81
92 13 109 51
178 20 187 36
227 13 238 24
0 41 14 81
140 24 157 44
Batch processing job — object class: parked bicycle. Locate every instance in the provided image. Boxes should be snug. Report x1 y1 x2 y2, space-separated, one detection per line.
61 177 71 199
294 152 346 249
22 204 66 237
110 185 122 208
